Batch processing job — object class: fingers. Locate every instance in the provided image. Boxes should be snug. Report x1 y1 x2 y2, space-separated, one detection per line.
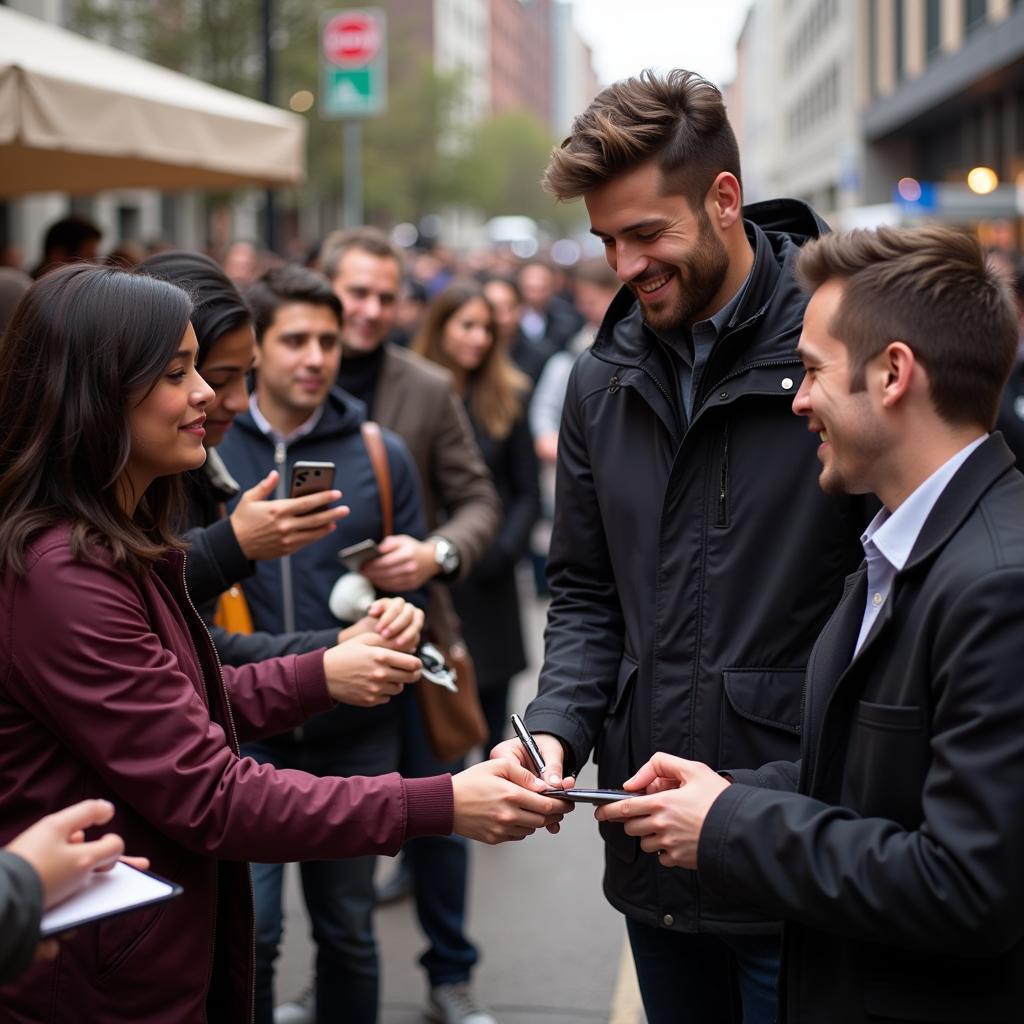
119 856 151 872
79 833 126 873
283 488 345 517
43 798 116 837
33 939 59 963
241 469 280 502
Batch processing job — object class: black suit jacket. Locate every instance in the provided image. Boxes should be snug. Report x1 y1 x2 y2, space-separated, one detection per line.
698 434 1024 1023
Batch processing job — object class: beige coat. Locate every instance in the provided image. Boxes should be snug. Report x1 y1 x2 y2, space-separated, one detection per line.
373 345 501 644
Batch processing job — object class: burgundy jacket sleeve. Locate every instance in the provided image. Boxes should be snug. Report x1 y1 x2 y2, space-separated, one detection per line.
10 545 453 862
220 651 332 743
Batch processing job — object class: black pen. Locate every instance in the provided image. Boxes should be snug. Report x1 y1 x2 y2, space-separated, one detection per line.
510 713 548 776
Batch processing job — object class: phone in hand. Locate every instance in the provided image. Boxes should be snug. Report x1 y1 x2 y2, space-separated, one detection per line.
289 461 336 502
337 538 383 572
541 788 632 805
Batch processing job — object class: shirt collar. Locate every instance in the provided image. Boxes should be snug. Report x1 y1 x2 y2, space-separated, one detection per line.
861 435 987 571
249 392 324 446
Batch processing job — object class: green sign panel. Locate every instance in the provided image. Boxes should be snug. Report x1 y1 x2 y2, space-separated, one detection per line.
320 9 387 119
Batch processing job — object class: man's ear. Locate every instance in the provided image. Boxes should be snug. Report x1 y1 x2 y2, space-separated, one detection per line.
707 172 743 230
877 342 916 409
252 343 262 368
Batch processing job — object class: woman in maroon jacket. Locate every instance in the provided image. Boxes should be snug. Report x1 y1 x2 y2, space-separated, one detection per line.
0 265 567 1024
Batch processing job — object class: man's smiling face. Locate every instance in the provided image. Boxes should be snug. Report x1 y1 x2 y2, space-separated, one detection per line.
585 161 730 332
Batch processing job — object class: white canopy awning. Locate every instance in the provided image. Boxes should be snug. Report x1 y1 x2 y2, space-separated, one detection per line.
0 7 306 198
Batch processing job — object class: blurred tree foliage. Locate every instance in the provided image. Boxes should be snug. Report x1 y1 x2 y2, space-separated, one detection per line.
68 0 582 232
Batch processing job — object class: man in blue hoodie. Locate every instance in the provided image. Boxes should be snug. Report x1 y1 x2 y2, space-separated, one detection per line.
217 264 426 1024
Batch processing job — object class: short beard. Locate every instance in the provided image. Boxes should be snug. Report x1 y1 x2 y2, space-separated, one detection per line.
635 211 730 333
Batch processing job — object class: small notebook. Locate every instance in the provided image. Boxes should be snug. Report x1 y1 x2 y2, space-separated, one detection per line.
40 861 182 937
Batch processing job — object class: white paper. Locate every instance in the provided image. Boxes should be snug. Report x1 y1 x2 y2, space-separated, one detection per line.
40 861 177 936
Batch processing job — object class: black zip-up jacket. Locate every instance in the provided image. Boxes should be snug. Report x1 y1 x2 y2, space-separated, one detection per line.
524 200 867 935
182 451 345 666
217 388 426 745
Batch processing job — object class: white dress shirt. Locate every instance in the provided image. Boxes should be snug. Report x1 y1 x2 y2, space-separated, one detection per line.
854 435 987 654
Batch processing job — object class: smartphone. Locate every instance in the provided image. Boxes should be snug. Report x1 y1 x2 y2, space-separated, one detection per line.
337 538 383 572
289 461 336 501
541 788 632 805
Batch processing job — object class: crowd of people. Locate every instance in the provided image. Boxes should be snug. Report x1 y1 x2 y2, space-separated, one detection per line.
2 66 1024 1024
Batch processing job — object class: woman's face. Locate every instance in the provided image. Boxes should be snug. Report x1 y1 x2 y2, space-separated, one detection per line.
440 297 493 374
199 322 256 447
123 324 214 505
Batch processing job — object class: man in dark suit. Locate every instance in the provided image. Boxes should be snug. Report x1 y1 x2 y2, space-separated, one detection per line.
598 224 1024 1023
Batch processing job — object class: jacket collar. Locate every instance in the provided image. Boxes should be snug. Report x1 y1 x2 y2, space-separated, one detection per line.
821 434 1015 679
902 432 1016 573
233 387 367 443
590 200 823 376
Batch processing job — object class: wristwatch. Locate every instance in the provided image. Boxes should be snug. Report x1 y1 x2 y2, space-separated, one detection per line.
430 536 460 577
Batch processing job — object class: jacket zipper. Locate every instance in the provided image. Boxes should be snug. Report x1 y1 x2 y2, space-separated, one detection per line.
178 560 255 1024
274 442 296 634
715 421 730 528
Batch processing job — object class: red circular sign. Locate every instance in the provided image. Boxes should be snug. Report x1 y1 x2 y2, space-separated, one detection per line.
323 12 381 68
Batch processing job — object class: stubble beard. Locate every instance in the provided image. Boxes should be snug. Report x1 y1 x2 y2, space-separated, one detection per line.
636 217 731 333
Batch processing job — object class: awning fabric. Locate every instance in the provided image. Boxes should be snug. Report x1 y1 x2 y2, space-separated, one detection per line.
0 6 306 198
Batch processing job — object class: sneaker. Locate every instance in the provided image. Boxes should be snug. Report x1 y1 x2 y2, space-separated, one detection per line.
274 986 314 1024
427 982 497 1024
375 860 413 905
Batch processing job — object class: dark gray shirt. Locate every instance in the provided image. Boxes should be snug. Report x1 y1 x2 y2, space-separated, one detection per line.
650 270 752 424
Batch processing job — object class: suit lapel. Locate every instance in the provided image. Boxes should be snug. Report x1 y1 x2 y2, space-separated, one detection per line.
804 567 867 754
372 347 407 427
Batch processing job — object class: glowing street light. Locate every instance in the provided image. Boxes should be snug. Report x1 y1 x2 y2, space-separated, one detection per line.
967 166 998 195
289 90 315 113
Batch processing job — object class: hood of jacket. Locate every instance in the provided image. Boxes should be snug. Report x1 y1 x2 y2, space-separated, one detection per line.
592 198 828 376
232 385 368 448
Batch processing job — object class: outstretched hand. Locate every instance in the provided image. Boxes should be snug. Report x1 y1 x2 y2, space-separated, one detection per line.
451 760 572 844
594 753 730 869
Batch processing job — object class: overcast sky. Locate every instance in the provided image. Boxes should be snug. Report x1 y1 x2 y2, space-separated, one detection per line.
571 0 755 90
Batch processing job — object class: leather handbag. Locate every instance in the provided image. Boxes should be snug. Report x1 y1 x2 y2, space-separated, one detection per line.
361 421 488 761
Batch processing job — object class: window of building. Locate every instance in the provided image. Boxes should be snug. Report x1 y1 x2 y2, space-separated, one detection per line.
926 0 942 58
965 0 987 31
894 1 905 82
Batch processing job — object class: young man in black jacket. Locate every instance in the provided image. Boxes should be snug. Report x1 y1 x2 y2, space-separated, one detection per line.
598 224 1024 1024
493 69 866 1023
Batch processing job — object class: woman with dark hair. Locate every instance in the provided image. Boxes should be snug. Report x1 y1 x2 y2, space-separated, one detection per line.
414 280 541 748
0 264 567 1023
139 250 419 668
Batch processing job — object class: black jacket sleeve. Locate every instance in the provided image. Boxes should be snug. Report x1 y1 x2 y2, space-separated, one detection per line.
698 568 1024 957
474 412 540 579
209 623 341 668
183 520 254 608
0 850 43 984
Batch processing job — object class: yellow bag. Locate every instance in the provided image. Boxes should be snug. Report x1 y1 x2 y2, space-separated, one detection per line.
213 584 254 635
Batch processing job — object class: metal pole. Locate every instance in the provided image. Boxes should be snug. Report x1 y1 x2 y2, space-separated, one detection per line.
343 120 363 228
262 0 277 253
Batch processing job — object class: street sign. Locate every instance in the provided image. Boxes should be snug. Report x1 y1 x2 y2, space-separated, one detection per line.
320 8 387 119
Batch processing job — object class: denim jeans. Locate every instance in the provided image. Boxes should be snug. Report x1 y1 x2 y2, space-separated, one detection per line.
246 724 399 1024
397 689 479 987
626 916 779 1024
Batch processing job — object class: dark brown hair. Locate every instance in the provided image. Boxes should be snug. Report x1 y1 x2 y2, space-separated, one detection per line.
543 68 741 209
797 225 1019 429
245 264 343 342
319 226 403 282
413 280 528 440
0 264 193 576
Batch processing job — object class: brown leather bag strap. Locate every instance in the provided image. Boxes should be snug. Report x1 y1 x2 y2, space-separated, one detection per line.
361 421 394 538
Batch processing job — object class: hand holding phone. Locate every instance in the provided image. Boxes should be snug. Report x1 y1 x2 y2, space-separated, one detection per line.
290 461 336 502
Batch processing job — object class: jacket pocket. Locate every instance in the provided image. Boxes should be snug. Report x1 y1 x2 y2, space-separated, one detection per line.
719 668 803 769
95 901 169 982
855 700 923 732
598 654 639 863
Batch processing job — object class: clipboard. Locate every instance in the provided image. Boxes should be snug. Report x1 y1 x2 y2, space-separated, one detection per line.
40 861 183 937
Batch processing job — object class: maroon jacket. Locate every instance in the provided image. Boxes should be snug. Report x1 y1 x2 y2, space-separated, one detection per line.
0 526 453 1023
